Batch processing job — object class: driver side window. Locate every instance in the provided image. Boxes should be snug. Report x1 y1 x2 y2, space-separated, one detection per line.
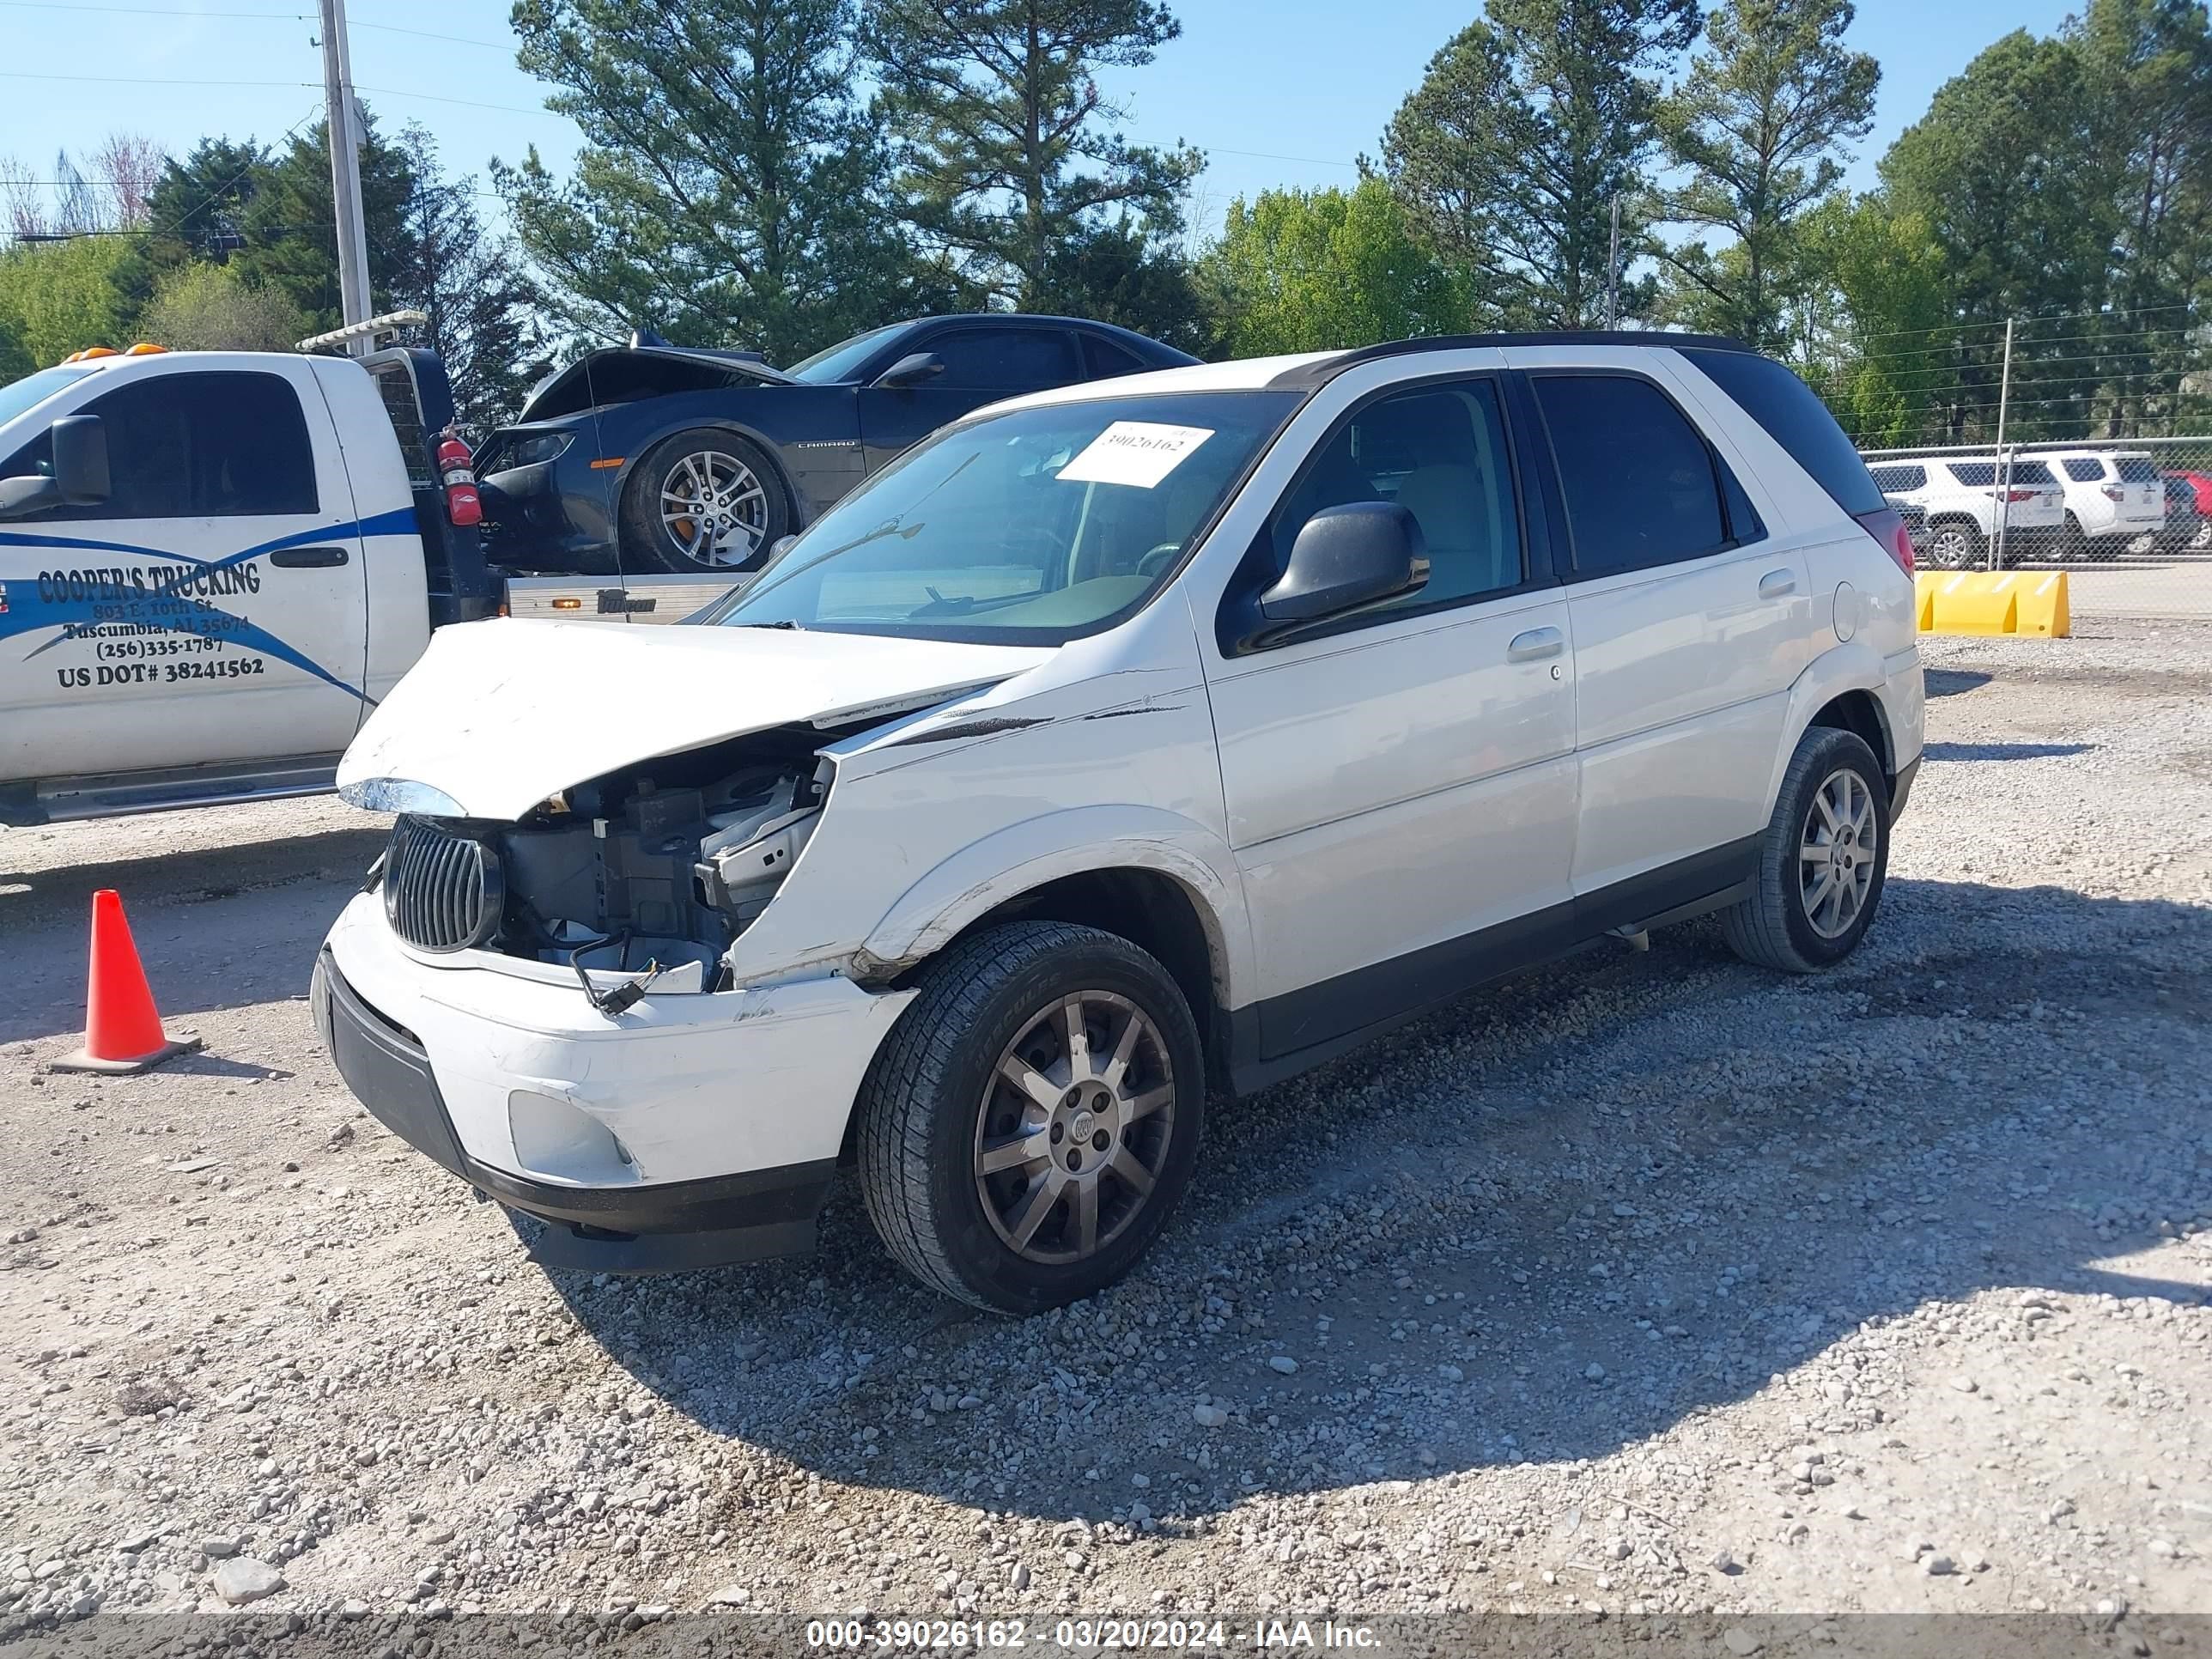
1269 379 1524 619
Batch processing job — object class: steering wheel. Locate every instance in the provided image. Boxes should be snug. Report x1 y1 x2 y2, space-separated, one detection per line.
1135 542 1184 579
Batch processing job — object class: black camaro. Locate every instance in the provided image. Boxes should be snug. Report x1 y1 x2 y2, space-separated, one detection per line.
472 314 1200 576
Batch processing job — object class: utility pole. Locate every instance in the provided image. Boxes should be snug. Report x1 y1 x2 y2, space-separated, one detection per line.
317 0 374 355
1604 197 1622 330
1990 316 2015 571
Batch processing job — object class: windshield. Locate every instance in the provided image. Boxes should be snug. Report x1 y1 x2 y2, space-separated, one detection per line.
785 325 905 385
718 390 1299 644
0 365 97 433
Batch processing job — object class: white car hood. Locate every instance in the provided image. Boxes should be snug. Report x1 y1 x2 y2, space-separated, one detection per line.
337 618 1052 821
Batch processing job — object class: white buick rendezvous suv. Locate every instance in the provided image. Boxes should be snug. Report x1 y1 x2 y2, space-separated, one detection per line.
313 333 1924 1314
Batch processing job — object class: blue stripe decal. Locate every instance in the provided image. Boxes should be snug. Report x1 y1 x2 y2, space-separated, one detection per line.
0 507 416 704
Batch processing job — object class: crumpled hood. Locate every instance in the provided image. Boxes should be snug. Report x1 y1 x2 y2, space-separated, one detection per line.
337 618 1053 821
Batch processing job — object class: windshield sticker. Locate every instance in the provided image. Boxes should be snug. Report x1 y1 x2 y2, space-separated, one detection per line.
1057 422 1214 489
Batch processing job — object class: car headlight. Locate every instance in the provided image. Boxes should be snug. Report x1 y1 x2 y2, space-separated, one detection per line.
499 431 575 468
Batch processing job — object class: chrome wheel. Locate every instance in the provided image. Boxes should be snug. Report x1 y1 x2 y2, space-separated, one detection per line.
658 449 767 567
1799 768 1878 939
973 991 1176 1266
1927 524 1977 569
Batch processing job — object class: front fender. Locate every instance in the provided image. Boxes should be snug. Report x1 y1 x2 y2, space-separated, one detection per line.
854 805 1253 1011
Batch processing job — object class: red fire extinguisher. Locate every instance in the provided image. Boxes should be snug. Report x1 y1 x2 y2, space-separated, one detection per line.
436 427 483 527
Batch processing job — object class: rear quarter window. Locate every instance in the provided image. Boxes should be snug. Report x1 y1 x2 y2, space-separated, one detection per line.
1868 464 1925 492
2117 456 2159 483
1680 348 1883 516
1948 462 1996 487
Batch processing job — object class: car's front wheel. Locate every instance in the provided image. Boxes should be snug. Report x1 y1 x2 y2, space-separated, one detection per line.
1924 519 1983 569
619 428 791 574
1721 726 1890 974
856 921 1204 1315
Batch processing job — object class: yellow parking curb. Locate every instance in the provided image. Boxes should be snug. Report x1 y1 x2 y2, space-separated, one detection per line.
1915 570 2069 638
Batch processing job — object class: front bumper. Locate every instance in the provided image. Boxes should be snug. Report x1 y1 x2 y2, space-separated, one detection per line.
312 894 915 1271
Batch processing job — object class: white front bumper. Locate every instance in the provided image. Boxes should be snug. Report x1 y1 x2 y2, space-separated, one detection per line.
322 893 914 1188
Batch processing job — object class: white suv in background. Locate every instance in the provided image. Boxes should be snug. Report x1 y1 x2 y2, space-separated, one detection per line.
313 333 1924 1315
1866 454 2065 568
2045 449 2164 557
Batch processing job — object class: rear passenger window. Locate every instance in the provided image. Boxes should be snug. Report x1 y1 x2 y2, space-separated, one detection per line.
0 370 316 521
1869 464 1926 492
1533 374 1736 577
1272 379 1523 616
2063 458 2105 483
1080 333 1148 380
1680 347 1885 516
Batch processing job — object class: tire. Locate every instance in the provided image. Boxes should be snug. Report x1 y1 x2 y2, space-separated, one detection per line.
855 921 1206 1315
1720 726 1890 975
2061 513 2088 562
617 428 791 574
1924 519 1982 570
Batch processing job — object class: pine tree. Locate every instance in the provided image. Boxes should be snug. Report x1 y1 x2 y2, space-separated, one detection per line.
1381 0 1700 329
865 0 1201 312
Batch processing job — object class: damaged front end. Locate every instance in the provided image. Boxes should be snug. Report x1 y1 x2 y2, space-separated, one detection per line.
374 725 835 1008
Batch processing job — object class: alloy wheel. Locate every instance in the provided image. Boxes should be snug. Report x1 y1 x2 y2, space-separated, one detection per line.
973 991 1176 1265
659 449 767 567
1799 768 1879 939
1928 525 1975 569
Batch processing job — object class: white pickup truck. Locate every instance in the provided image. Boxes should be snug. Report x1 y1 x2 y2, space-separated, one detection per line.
0 343 734 825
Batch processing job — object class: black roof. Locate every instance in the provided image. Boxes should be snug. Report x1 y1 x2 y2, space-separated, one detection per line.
1267 330 1756 388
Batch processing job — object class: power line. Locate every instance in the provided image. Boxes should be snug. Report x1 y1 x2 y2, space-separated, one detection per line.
0 0 509 48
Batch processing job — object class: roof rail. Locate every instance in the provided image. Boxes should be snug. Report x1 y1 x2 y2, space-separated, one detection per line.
1267 330 1757 388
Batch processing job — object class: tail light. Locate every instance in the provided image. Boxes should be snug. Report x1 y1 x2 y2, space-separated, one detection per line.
436 428 483 528
2000 488 2037 502
1855 507 1913 574
2102 484 2125 501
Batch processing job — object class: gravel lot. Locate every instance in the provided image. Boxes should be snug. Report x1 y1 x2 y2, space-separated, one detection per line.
2 620 2209 1644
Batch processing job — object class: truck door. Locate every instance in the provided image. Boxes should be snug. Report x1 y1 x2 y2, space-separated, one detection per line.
0 358 370 784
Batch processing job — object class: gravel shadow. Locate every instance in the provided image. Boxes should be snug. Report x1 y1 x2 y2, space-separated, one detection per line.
535 876 2212 1528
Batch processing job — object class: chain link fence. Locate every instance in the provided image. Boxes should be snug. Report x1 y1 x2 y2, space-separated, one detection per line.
1857 436 2212 622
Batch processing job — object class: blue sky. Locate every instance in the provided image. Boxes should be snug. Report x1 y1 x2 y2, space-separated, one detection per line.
2 0 2075 242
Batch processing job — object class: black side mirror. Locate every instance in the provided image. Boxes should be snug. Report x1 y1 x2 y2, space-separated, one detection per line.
872 351 945 390
52 415 109 506
0 412 109 520
1259 501 1428 625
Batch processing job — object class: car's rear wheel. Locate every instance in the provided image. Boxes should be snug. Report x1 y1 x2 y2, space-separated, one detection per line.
2061 512 2089 562
1721 726 1890 975
1925 519 1982 569
619 428 791 574
856 921 1204 1315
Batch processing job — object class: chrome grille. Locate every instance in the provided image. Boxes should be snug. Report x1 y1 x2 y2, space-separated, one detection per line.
382 816 502 953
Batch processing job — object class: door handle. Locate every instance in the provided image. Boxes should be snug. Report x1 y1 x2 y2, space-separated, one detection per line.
270 545 350 568
1506 626 1564 663
1758 568 1797 599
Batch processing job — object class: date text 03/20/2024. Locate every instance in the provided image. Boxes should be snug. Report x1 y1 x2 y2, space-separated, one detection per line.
803 1619 1380 1650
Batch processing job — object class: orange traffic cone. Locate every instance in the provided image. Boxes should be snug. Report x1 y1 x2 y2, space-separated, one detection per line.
51 890 202 1074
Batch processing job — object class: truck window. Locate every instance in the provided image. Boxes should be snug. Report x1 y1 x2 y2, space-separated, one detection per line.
0 370 317 521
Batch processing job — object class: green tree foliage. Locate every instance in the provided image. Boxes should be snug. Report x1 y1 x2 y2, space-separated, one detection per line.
137 261 308 351
1033 216 1220 356
0 236 137 368
499 0 931 361
390 130 552 433
1799 196 1951 444
1879 29 2118 437
1382 0 1700 328
143 137 268 268
1200 179 1473 355
0 313 28 385
229 116 419 333
866 0 1202 315
1652 0 1878 350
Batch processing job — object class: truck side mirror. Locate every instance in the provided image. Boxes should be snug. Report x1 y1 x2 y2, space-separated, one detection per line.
872 351 945 390
0 413 109 520
52 415 110 506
